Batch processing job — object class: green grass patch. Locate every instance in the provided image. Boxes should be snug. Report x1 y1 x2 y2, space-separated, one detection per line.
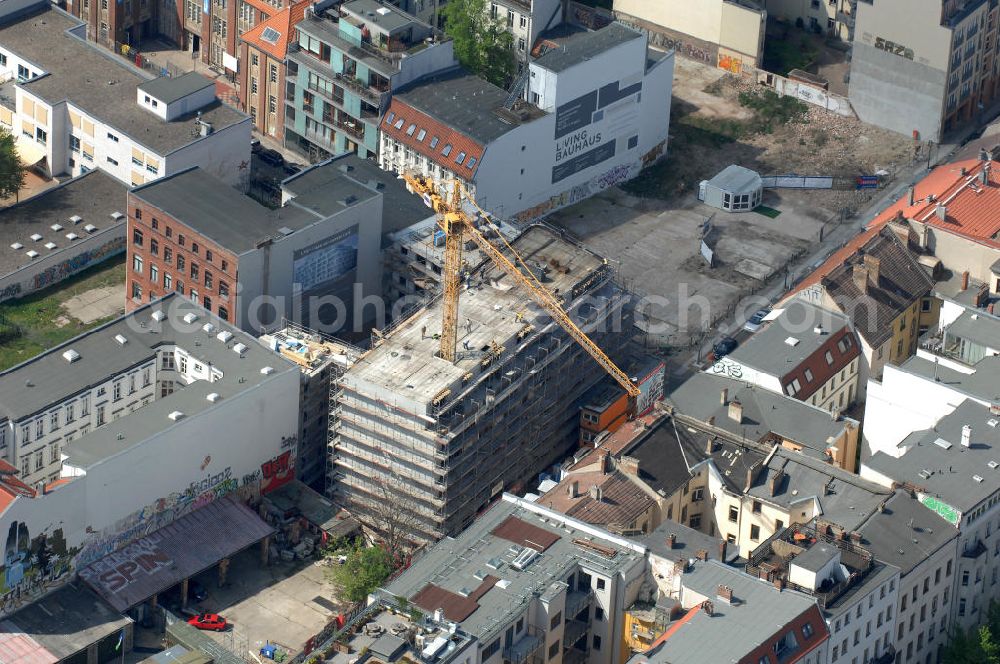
0 257 125 371
755 206 782 219
738 89 810 133
762 36 818 75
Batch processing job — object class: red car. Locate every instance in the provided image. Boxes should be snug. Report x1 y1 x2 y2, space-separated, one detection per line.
188 613 228 631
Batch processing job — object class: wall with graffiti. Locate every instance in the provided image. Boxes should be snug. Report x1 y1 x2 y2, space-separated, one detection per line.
0 228 126 304
0 367 299 617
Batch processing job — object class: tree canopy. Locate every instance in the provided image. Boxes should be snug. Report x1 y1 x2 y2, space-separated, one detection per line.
441 0 516 89
0 128 25 201
326 541 395 604
943 601 1000 664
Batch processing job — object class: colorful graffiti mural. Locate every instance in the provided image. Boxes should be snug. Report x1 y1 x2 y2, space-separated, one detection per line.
31 236 125 291
261 450 294 494
718 53 743 74
514 161 643 224
0 521 78 614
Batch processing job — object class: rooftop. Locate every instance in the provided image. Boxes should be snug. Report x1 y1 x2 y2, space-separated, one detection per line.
537 468 655 532
641 517 733 564
380 494 644 642
0 7 246 155
240 0 309 60
282 154 430 236
1 582 132 661
342 0 418 33
673 416 766 495
0 169 127 277
857 489 958 576
897 352 1000 404
262 480 361 539
137 72 213 105
668 372 858 461
532 22 641 73
708 164 762 194
867 398 1000 515
130 167 339 254
259 323 364 376
0 293 295 425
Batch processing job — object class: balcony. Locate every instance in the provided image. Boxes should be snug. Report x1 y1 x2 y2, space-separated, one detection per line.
334 71 388 107
565 590 592 618
962 539 988 559
562 619 588 649
335 118 365 141
504 632 543 664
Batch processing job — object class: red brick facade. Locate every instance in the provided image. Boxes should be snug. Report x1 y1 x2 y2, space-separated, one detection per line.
126 196 238 323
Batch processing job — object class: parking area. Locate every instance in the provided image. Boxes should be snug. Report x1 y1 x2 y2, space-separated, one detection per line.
247 144 305 208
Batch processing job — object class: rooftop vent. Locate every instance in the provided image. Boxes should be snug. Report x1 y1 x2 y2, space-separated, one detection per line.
233 342 248 355
278 227 294 236
784 336 800 346
217 330 234 343
84 224 97 233
114 334 127 345
182 312 199 324
260 366 274 375
30 234 42 242
206 392 221 403
974 475 985 483
989 461 999 469
62 349 80 363
25 250 38 259
151 310 166 321
918 469 932 479
50 224 62 232
9 242 21 250
44 242 56 250
110 211 124 220
167 411 184 421
202 322 216 334
65 233 79 241
933 438 953 450
989 419 999 428
69 215 82 224
376 6 390 13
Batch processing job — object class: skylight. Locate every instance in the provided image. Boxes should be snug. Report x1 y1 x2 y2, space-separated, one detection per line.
442 144 452 157
261 27 281 44
416 129 426 141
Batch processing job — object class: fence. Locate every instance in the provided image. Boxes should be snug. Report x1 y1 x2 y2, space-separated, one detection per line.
758 71 855 118
760 175 834 189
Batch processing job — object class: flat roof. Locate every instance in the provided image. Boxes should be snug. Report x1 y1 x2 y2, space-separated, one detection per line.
138 72 214 104
944 308 1000 350
0 170 127 277
131 168 320 254
382 495 643 642
792 541 839 572
533 22 641 73
342 0 416 33
2 582 132 661
0 7 246 155
857 490 958 575
80 497 275 611
641 517 732 563
0 293 295 424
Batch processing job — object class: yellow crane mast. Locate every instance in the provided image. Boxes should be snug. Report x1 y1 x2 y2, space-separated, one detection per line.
403 174 641 400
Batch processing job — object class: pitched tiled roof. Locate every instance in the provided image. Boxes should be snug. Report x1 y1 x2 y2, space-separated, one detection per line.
538 470 654 529
381 97 486 178
241 0 309 60
820 227 934 347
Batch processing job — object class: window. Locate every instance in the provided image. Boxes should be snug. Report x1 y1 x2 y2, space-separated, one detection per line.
66 403 74 423
191 263 199 280
132 255 143 273
550 612 561 629
35 127 46 145
689 513 701 529
269 64 278 83
728 506 738 523
692 487 704 502
456 151 466 165
752 500 762 513
19 422 29 444
178 234 185 247
133 228 144 246
483 639 500 659
49 443 59 464
595 607 604 621
750 524 760 541
70 135 80 153
804 368 814 383
107 132 119 142
177 255 185 271
962 570 970 586
959 598 967 616
113 381 122 401
947 561 952 576
150 264 159 285
548 642 558 659
442 144 452 157
107 156 119 166
81 395 89 416
35 419 43 438
203 296 211 312
591 635 601 651
34 450 43 471
218 306 229 321
96 405 105 426
19 457 28 479
142 367 151 387
802 623 814 639
49 411 59 431
825 350 834 365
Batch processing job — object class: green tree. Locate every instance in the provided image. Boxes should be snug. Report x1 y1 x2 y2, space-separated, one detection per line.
0 128 25 201
441 0 516 89
326 542 395 603
943 601 1000 664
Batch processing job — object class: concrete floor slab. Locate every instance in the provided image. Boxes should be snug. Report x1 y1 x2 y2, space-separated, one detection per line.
62 285 124 324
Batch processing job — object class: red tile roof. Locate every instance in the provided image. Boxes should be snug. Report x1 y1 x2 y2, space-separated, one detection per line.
241 0 309 60
0 625 56 664
381 98 485 178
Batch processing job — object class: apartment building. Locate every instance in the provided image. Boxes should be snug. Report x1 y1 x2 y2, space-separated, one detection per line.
377 494 648 664
489 0 561 60
285 0 455 162
858 490 960 664
127 158 386 332
238 0 309 139
710 299 861 414
764 0 857 41
380 22 672 221
0 294 300 615
66 0 158 48
0 4 251 188
850 0 1000 142
329 225 632 543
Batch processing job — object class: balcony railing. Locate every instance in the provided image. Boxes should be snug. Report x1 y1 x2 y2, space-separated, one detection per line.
335 118 365 140
504 631 543 664
565 590 592 618
334 71 388 107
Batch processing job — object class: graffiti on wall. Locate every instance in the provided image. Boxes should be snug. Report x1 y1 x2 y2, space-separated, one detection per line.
570 2 612 30
261 450 294 494
514 160 641 224
0 521 78 614
616 16 716 64
0 283 21 302
78 535 173 594
31 235 125 291
718 53 743 74
641 140 667 167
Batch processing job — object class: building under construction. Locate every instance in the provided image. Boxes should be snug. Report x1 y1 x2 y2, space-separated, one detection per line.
327 225 632 543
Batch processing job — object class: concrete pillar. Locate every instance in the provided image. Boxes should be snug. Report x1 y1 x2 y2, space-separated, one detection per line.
87 643 99 664
150 594 158 610
260 535 270 565
125 625 134 653
181 578 190 610
218 557 230 587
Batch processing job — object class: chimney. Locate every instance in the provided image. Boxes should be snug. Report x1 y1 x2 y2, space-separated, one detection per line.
991 402 1000 417
667 533 677 549
983 161 992 186
849 531 862 544
908 185 915 206
769 468 785 497
815 520 830 535
600 451 611 474
961 166 968 177
935 203 947 221
852 264 869 295
707 415 715 427
962 424 972 448
773 577 785 591
981 147 990 162
619 456 640 476
702 600 714 617
720 388 728 405
716 584 734 604
696 549 709 562
589 485 603 502
673 557 685 574
962 270 970 291
863 254 881 286
718 540 728 561
568 480 579 498
728 399 743 424
705 437 715 455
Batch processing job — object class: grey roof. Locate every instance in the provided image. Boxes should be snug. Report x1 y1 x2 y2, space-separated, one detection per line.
0 7 246 155
395 68 529 144
792 541 838 572
857 490 958 576
342 0 416 33
943 308 1000 350
901 353 1000 403
991 256 1000 273
382 496 643 642
0 170 127 277
823 559 899 617
727 299 853 376
867 399 1000 514
282 154 427 235
131 168 322 254
3 582 132 660
708 164 762 194
643 560 820 664
0 293 296 425
669 372 858 459
533 23 641 73
642 517 733 563
747 451 889 531
137 72 214 104
623 418 697 497
673 417 765 494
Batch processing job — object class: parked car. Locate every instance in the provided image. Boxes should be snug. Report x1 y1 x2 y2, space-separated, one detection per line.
257 148 284 167
713 336 739 359
250 138 262 152
188 613 228 631
742 308 770 333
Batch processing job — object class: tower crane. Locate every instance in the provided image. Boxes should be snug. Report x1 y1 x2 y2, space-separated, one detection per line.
402 173 641 406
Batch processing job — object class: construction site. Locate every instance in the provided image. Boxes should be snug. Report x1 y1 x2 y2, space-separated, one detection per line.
327 223 635 543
